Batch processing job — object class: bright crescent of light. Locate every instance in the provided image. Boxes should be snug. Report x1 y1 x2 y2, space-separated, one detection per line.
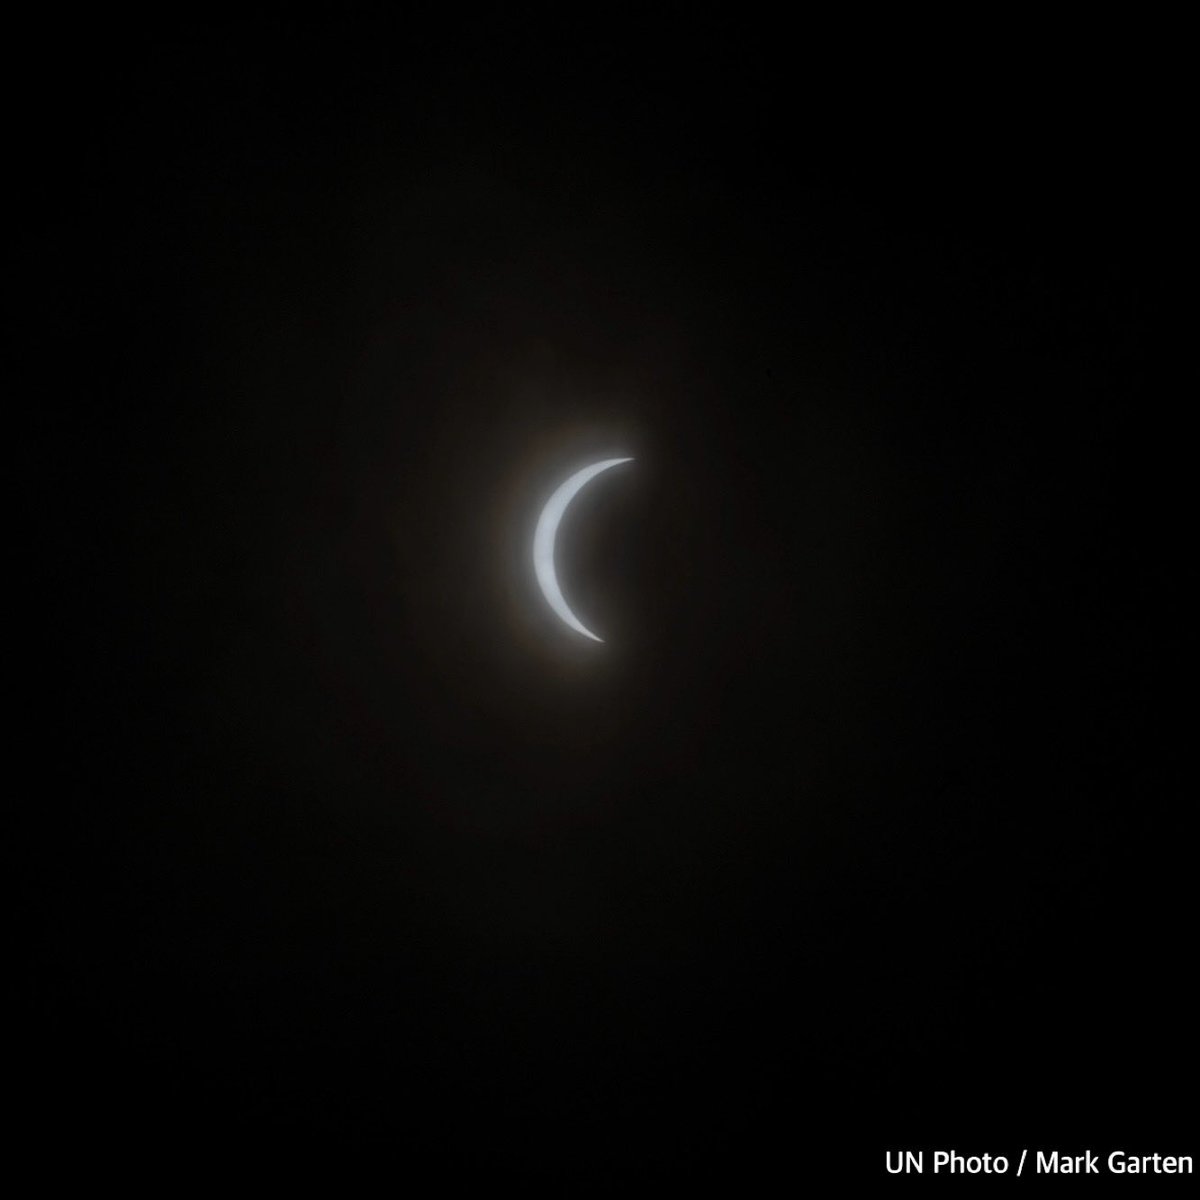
533 457 633 642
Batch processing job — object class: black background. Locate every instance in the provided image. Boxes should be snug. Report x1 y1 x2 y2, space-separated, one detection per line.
30 12 1192 1185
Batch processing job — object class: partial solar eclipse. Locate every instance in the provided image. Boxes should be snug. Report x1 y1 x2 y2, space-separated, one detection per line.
533 457 633 642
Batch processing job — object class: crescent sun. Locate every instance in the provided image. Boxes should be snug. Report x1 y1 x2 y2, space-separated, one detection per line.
533 457 634 642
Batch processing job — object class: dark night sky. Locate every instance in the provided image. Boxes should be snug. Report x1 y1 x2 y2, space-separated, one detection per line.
29 13 1192 1184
